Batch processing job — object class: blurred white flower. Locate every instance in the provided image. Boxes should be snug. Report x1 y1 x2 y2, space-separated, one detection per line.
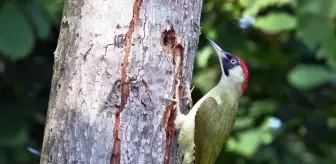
268 116 282 129
239 16 255 29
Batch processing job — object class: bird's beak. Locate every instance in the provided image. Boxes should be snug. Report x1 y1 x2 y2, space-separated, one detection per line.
206 37 228 59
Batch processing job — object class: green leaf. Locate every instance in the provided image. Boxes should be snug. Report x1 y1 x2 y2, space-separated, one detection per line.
227 129 263 157
234 117 254 129
0 2 35 60
332 1 336 15
0 149 7 164
297 0 336 69
196 46 213 68
253 147 277 162
249 99 277 117
298 0 335 16
297 14 331 55
254 13 297 34
25 0 50 39
40 0 64 23
240 0 294 16
327 117 336 128
0 0 4 9
287 65 332 90
0 128 28 147
193 66 220 93
317 34 336 70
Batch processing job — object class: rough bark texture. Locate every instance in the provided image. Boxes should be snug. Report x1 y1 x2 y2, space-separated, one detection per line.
40 0 202 164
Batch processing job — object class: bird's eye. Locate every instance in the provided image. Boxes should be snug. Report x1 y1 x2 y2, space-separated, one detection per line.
230 59 237 64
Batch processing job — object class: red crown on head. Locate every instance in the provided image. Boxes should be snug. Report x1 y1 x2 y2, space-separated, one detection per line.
237 57 249 93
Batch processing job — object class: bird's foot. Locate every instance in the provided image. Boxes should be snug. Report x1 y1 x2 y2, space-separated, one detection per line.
182 81 195 110
161 79 186 129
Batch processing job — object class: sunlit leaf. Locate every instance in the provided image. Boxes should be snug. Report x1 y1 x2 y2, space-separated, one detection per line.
288 64 332 90
234 117 254 129
193 66 220 93
196 46 213 68
227 129 263 157
254 13 297 34
332 1 336 15
240 0 294 16
327 117 336 128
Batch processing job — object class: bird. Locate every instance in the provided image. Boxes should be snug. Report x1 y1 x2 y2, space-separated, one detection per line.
174 38 249 164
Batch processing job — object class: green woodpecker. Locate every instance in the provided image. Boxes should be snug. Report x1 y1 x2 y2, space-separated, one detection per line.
175 38 249 164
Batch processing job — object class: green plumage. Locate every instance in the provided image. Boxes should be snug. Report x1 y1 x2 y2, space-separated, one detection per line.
178 83 241 164
195 92 239 164
177 37 247 164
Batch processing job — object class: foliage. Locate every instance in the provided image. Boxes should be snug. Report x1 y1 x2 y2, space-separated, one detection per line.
0 0 336 163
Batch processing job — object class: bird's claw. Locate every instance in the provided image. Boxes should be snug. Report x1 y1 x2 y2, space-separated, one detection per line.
161 79 196 130
161 80 195 109
160 79 182 112
182 81 195 110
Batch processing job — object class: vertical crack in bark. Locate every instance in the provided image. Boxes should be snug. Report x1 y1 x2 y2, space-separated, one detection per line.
162 26 185 164
111 0 143 164
163 103 175 164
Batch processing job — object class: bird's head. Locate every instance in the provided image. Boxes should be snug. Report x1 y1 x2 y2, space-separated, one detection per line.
207 38 249 93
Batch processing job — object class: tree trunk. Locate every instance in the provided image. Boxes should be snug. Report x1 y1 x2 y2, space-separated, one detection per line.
40 0 202 163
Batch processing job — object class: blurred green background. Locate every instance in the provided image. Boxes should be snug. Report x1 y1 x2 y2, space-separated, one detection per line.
1 0 336 163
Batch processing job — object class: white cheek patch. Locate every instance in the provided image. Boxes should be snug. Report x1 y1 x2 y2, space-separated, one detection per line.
229 66 244 85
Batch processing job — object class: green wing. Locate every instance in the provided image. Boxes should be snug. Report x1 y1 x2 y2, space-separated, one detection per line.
194 95 237 164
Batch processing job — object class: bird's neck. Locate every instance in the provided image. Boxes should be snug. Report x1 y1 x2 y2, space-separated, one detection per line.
217 75 241 95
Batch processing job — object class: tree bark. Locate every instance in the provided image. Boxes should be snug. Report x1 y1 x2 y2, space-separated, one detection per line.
40 0 202 163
